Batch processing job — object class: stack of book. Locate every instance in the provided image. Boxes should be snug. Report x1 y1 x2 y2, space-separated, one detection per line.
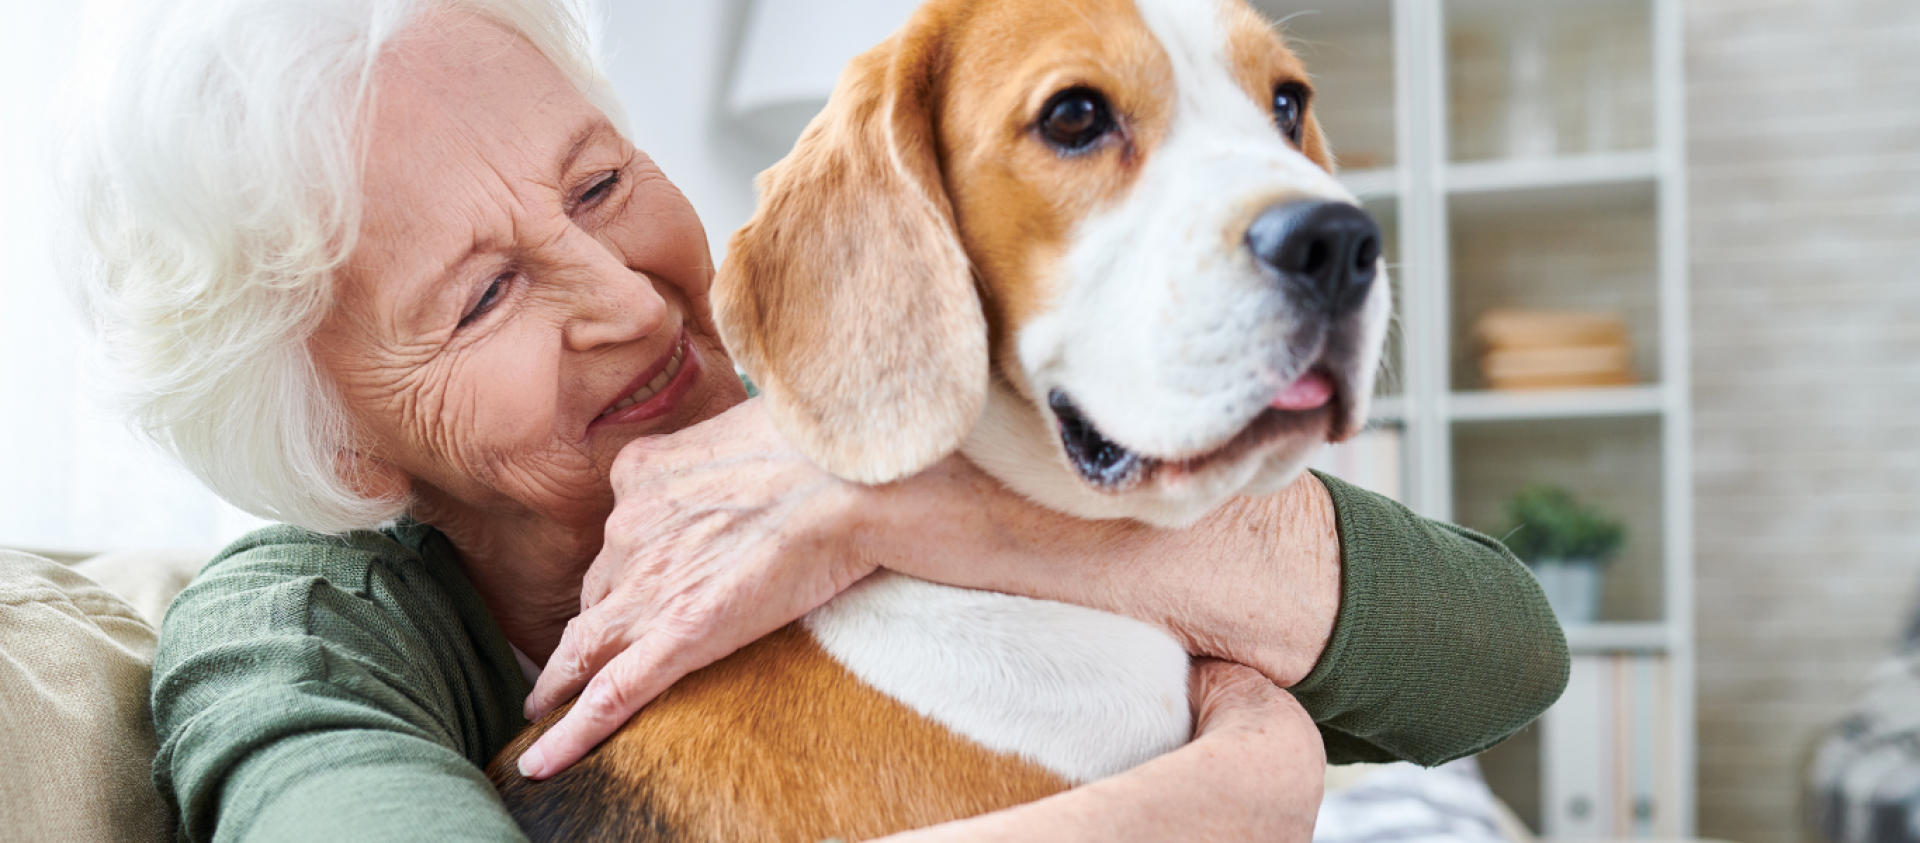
1473 309 1635 391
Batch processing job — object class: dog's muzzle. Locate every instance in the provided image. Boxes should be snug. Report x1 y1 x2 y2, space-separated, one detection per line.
1045 199 1384 492
1245 200 1381 317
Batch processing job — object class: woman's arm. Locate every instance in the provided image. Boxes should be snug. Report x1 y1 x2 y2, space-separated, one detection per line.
875 460 1570 765
1288 472 1571 764
854 451 1344 689
154 526 532 843
522 399 1567 776
877 661 1325 842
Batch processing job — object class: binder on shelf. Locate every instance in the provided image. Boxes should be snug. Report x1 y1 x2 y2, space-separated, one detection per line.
1542 653 1680 839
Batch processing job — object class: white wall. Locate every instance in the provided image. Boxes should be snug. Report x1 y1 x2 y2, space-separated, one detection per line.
599 0 783 267
0 1 263 554
1685 1 1920 840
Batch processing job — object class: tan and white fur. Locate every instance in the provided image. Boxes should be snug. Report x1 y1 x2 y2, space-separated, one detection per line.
489 0 1390 839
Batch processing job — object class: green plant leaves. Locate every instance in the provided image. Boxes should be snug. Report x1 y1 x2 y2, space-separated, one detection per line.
1501 484 1627 563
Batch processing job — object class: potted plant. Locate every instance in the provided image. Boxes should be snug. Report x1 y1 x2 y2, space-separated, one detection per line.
1500 484 1627 624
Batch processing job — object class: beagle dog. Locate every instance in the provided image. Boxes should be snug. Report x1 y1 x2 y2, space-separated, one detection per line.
488 0 1389 839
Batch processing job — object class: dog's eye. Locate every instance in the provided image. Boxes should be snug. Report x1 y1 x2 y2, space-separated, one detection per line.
1272 82 1309 146
1038 87 1115 153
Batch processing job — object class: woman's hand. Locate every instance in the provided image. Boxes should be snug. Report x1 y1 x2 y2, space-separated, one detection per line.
517 400 879 780
876 659 1326 842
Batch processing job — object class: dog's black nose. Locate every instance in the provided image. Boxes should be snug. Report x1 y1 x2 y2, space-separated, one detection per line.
1245 200 1381 315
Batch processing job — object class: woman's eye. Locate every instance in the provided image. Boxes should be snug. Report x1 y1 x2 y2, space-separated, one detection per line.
578 172 621 207
1272 83 1308 146
1038 87 1115 153
459 273 511 328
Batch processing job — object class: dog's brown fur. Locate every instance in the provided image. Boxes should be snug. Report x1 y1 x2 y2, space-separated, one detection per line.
489 624 1068 842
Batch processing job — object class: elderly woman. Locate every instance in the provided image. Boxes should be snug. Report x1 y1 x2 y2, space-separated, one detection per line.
69 0 1565 839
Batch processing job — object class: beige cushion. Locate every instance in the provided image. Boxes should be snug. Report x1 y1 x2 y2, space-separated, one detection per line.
73 546 212 627
0 550 172 842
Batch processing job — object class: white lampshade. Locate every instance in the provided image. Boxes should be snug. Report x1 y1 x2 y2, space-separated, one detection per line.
727 0 923 148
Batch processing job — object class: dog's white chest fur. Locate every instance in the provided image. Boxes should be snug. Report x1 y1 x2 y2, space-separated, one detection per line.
804 572 1192 784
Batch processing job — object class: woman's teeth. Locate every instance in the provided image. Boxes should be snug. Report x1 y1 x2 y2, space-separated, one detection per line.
602 344 685 417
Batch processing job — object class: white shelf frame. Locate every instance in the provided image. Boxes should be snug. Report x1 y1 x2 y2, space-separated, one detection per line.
1367 0 1694 834
1563 621 1673 654
1373 384 1669 423
1450 384 1668 422
1446 149 1659 195
1340 166 1400 200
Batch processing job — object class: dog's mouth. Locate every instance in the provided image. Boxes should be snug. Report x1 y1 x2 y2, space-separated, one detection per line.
1050 390 1149 489
1049 368 1352 492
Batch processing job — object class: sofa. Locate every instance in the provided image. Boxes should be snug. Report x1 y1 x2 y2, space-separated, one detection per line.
0 548 197 841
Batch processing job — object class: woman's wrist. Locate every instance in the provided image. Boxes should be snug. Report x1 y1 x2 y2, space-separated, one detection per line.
1202 473 1342 686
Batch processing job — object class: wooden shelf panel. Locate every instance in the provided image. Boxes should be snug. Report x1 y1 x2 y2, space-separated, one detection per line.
1366 394 1406 423
1562 622 1671 654
1340 167 1399 201
1449 384 1667 422
1446 151 1659 218
1369 385 1668 424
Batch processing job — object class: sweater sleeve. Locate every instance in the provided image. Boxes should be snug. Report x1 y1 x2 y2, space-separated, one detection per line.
1291 471 1570 766
151 525 533 843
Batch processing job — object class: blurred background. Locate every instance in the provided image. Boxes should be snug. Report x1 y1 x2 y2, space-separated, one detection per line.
3 0 1916 840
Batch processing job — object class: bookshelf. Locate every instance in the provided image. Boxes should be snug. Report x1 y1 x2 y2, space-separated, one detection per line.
1274 0 1694 836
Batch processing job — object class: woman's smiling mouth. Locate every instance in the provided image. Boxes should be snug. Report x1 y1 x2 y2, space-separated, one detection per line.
594 332 699 427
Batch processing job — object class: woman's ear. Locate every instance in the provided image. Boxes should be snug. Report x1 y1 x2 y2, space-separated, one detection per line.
713 9 987 486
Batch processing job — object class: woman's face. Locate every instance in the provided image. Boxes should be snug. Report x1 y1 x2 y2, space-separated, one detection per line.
315 14 745 536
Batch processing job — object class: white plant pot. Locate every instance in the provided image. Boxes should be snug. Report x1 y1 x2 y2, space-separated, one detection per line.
1530 558 1604 624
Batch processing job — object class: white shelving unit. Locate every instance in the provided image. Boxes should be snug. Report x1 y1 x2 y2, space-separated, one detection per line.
1261 0 1693 836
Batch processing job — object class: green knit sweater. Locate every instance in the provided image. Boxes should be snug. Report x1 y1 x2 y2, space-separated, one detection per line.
151 473 1568 842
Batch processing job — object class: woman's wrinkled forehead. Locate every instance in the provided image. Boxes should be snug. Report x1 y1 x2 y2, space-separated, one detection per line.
340 12 625 338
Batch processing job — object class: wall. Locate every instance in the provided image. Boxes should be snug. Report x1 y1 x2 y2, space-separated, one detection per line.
599 0 785 267
0 0 262 554
1685 0 1920 840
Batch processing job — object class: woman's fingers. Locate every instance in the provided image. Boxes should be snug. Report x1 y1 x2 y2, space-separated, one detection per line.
518 635 690 779
524 603 622 720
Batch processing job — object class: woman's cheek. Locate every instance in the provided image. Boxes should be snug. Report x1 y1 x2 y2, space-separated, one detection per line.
609 187 711 299
439 332 570 457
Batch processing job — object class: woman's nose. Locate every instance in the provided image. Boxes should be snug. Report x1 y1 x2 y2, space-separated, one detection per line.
555 228 669 352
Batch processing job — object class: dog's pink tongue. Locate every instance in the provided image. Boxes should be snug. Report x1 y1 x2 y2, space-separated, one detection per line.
1271 371 1334 411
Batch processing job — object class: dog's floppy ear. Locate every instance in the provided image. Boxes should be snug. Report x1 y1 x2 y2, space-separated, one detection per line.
714 13 986 486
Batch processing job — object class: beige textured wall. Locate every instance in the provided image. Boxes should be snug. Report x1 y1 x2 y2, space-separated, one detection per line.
1686 1 1920 841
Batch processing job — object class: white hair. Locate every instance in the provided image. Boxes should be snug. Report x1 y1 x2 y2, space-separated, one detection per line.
66 0 627 534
